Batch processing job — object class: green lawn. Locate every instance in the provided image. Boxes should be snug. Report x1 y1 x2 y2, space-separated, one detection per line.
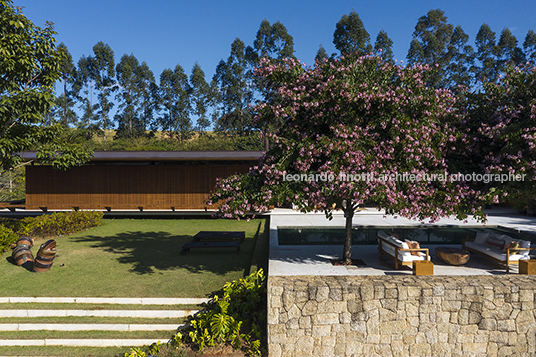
0 346 130 357
0 217 269 298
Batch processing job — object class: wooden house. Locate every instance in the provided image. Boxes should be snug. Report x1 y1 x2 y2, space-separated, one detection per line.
20 151 261 211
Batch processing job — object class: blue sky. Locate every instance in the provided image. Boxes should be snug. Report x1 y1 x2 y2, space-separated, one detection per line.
13 0 536 83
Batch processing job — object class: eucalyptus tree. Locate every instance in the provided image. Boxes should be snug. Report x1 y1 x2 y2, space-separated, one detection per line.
115 54 155 139
213 38 254 136
137 62 156 135
57 43 75 97
249 19 295 63
333 11 372 56
73 55 97 128
373 30 394 63
474 23 498 83
244 19 296 145
54 43 77 127
523 30 536 65
496 28 525 69
158 64 192 141
315 45 329 62
190 62 212 134
444 26 475 90
90 42 116 141
407 9 454 87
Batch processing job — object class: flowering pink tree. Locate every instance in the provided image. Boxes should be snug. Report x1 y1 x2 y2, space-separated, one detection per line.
462 63 536 211
210 54 487 264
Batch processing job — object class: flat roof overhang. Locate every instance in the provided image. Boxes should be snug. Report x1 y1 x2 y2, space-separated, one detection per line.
19 150 263 162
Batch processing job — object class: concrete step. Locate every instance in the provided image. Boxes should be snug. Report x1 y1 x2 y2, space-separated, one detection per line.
0 309 196 318
0 297 208 305
0 338 166 346
0 296 202 354
0 323 187 331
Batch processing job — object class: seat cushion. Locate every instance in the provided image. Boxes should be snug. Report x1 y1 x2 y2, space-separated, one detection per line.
502 241 520 255
405 240 421 256
377 230 390 240
520 240 530 249
474 232 490 245
379 233 428 262
465 241 527 261
485 236 505 250
399 251 427 262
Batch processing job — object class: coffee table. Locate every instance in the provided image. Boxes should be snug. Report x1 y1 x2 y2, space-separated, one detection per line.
435 247 470 266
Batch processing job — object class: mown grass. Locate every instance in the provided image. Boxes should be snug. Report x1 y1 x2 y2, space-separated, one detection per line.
0 346 128 357
0 217 269 356
0 217 269 298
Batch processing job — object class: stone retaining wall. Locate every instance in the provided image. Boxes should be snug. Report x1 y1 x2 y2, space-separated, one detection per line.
268 275 536 357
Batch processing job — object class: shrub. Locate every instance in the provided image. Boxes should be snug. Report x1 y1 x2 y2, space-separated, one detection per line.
171 269 267 356
0 211 103 241
124 341 162 357
0 225 18 253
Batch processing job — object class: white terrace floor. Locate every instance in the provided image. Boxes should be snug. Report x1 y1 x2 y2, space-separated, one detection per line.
268 207 536 276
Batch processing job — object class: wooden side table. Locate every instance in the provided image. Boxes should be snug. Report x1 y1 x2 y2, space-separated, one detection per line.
413 260 434 276
519 259 536 275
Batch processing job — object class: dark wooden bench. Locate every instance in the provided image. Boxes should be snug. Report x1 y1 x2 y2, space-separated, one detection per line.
192 231 245 243
180 241 241 255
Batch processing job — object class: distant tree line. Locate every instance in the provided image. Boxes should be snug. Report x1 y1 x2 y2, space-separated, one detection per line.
52 18 295 143
51 9 536 143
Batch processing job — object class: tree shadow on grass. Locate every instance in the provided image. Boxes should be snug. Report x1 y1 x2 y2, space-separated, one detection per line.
5 255 34 271
71 231 256 276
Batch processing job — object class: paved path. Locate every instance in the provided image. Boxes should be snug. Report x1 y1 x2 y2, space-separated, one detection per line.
0 297 208 304
0 309 195 318
0 323 186 331
0 339 167 346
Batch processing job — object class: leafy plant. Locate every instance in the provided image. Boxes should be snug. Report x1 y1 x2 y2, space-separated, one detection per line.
124 347 147 357
0 225 17 253
122 270 267 356
123 341 161 357
171 269 267 356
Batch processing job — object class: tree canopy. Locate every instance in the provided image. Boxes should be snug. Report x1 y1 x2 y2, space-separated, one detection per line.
32 9 536 146
462 64 536 211
210 54 489 263
0 0 90 170
333 11 371 56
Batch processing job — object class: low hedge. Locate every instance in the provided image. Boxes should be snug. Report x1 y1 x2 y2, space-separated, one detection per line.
0 225 18 253
0 211 104 253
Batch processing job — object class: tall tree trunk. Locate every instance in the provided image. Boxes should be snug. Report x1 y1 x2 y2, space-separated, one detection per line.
101 69 107 142
63 76 67 124
343 206 354 264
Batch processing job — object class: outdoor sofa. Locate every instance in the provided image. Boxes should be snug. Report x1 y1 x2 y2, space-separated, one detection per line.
377 230 430 269
462 231 533 272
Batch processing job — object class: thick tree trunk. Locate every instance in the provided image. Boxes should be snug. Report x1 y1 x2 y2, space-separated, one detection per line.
343 207 354 264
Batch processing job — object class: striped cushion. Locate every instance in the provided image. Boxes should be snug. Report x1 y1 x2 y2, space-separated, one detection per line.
485 237 504 250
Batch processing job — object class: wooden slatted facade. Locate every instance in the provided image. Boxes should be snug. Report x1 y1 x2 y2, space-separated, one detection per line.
23 151 261 210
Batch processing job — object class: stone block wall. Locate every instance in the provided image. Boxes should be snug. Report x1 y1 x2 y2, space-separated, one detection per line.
268 275 536 357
